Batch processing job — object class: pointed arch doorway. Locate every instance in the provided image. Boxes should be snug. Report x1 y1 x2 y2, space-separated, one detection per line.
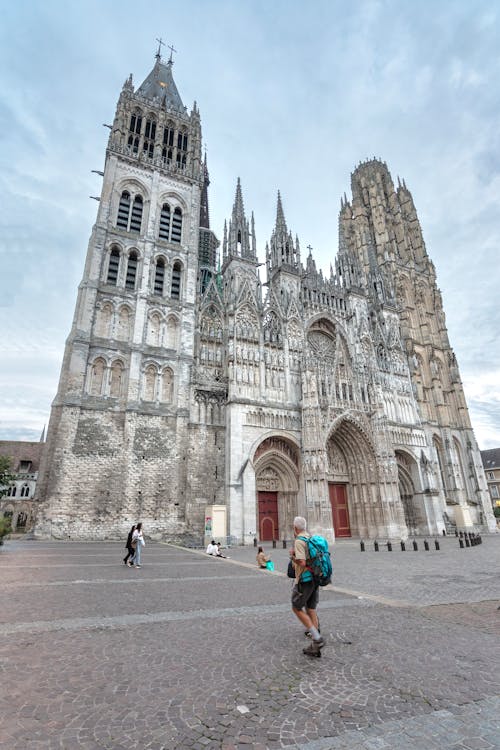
395 450 421 535
326 416 381 538
254 436 300 543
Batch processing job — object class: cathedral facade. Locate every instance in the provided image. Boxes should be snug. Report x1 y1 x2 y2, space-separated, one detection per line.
34 53 496 542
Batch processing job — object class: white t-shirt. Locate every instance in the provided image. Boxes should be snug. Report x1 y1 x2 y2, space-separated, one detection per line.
206 543 217 555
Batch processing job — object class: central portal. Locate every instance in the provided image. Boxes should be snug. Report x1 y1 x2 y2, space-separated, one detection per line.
258 491 278 541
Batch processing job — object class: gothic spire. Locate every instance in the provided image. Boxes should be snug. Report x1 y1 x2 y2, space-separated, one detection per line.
136 51 185 111
268 190 299 274
226 178 256 261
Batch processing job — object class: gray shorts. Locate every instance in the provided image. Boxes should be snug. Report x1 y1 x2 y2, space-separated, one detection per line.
291 579 319 611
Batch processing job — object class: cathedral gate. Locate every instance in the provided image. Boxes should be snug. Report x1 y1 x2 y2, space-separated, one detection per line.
254 436 300 542
326 417 384 538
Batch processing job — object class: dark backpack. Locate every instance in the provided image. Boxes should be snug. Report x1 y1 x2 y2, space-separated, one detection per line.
298 534 333 586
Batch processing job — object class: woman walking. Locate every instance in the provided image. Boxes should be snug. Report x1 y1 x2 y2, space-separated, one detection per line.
123 524 136 566
131 522 145 568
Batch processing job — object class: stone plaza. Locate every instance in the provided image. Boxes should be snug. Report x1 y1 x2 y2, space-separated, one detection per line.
1 536 499 749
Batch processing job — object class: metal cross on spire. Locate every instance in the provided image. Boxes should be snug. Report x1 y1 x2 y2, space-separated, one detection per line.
155 37 165 59
168 44 177 64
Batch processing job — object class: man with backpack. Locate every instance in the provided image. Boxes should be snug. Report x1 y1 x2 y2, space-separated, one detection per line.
290 516 330 657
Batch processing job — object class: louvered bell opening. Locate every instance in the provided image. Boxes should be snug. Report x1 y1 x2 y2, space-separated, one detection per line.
129 197 143 233
125 254 138 289
159 205 170 240
117 193 130 228
107 250 120 285
171 264 181 299
154 260 165 295
171 208 182 243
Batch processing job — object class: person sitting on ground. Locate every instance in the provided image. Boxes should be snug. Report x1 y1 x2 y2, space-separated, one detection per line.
256 546 269 568
215 542 229 558
206 540 218 555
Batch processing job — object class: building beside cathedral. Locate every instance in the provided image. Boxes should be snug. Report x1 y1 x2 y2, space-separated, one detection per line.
34 52 496 542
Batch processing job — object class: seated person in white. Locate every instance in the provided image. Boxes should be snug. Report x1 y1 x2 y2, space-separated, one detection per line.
206 540 218 555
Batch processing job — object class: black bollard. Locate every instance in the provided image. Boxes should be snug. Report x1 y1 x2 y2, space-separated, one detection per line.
272 539 276 549
455 529 458 537
282 539 287 549
435 539 440 550
459 538 464 548
400 540 406 551
374 540 379 552
413 540 418 551
387 540 392 552
360 540 365 552
253 537 257 547
479 534 482 545
465 537 470 547
442 529 446 536
424 539 429 551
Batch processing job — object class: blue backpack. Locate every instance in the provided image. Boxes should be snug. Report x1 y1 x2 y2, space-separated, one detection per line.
298 535 332 586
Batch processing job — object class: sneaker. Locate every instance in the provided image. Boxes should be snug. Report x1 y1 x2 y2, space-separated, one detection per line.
303 637 324 657
134 565 141 568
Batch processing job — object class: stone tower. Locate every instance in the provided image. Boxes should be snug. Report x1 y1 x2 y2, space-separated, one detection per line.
338 159 494 533
35 51 211 539
35 56 495 541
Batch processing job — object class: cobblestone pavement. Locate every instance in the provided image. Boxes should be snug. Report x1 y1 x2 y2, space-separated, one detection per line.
0 538 499 749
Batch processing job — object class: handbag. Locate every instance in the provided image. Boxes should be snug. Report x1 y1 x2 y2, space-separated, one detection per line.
131 539 137 549
265 560 275 571
287 560 295 578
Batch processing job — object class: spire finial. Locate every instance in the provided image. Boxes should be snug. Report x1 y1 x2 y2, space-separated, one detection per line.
168 44 177 64
155 37 165 60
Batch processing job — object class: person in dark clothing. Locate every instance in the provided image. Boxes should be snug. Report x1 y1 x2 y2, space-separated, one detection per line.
123 524 136 566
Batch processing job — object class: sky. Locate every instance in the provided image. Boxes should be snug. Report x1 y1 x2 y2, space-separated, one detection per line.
0 0 499 449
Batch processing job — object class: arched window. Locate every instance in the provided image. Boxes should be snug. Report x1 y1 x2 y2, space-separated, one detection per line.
107 248 120 285
171 261 182 299
159 203 171 240
162 122 174 164
96 303 113 337
20 484 30 498
129 196 143 233
117 191 131 229
171 207 182 243
90 358 106 396
154 257 165 295
161 368 173 402
176 130 188 168
147 313 161 347
144 365 157 401
128 110 142 154
7 486 16 497
117 306 131 341
110 360 124 398
143 117 156 158
125 251 138 290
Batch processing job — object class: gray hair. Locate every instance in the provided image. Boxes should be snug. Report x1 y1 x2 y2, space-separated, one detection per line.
293 516 307 531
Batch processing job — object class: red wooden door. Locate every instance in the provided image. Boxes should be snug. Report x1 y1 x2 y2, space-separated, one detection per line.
329 483 351 537
258 491 279 541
